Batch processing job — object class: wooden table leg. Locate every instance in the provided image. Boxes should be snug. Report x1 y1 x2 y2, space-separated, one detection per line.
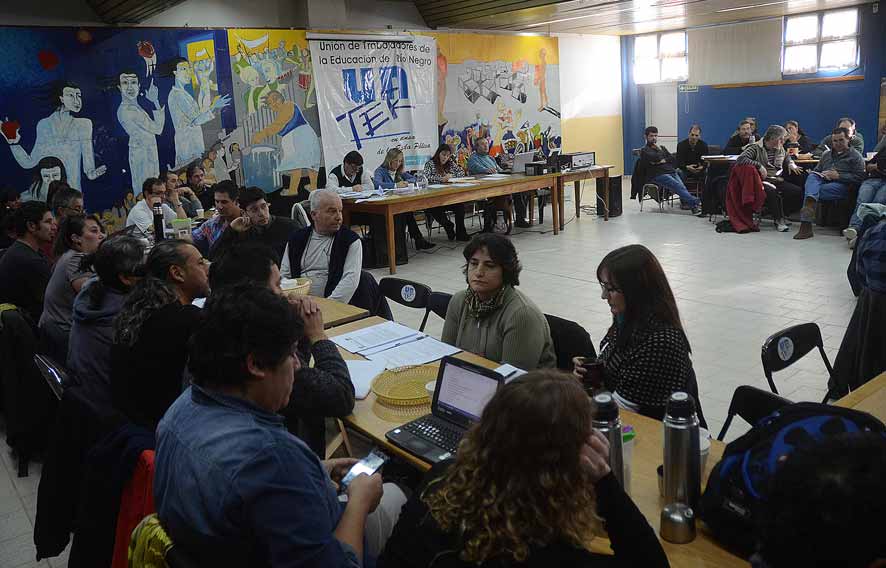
558 179 565 230
604 172 610 221
386 208 397 275
574 180 581 219
551 176 561 235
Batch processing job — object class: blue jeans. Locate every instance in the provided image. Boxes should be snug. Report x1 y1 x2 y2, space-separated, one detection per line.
803 175 850 222
652 173 699 208
849 178 886 228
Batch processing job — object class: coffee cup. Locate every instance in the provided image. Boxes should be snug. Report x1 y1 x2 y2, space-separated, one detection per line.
573 356 604 392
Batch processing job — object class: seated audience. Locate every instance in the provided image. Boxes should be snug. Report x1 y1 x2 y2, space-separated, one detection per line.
676 124 709 181
281 189 362 303
45 180 71 212
423 143 469 240
163 171 199 218
784 120 815 155
209 241 355 456
468 137 531 229
755 432 886 568
0 186 21 215
794 127 866 240
210 186 298 260
327 150 371 191
154 284 406 565
67 234 144 389
844 145 886 248
639 126 701 214
190 180 240 256
50 185 84 220
111 239 208 430
0 201 57 323
39 214 105 361
186 162 214 210
442 233 556 370
736 124 803 232
126 177 187 235
725 120 755 154
372 148 436 250
378 371 668 568
573 244 704 424
814 117 864 157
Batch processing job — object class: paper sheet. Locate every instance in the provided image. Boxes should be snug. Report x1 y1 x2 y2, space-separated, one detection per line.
355 196 389 203
426 184 447 189
482 174 510 179
345 360 387 399
331 321 423 354
365 337 461 369
447 176 475 182
449 183 476 187
494 363 527 383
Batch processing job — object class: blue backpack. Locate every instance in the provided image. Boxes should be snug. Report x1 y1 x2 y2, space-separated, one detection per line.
699 402 886 557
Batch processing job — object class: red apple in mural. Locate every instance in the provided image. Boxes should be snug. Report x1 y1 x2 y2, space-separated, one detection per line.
138 41 157 76
1 119 20 143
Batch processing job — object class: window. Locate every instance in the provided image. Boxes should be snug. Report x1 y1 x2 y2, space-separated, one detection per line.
633 31 687 84
783 8 859 75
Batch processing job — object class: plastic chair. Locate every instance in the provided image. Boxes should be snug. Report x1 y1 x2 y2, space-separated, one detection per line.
290 201 310 229
427 291 452 322
377 277 433 331
33 354 69 401
761 322 834 402
717 385 792 441
544 314 595 371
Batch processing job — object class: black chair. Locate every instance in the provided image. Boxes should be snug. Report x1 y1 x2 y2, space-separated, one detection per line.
427 291 452 323
717 385 792 441
544 314 596 371
34 354 69 401
761 322 834 402
377 277 433 331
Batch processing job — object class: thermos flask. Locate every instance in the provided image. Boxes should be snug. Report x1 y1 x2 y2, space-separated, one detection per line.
592 391 624 488
660 391 701 543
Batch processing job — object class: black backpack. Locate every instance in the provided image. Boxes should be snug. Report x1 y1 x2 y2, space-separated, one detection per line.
698 402 886 557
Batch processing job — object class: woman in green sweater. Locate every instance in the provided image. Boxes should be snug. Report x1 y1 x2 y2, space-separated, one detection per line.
442 234 556 370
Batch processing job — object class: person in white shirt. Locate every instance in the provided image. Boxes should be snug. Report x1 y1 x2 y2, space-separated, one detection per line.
125 177 186 235
326 150 371 192
281 189 362 303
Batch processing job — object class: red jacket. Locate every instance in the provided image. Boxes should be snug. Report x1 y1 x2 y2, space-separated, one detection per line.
726 164 766 233
112 450 155 568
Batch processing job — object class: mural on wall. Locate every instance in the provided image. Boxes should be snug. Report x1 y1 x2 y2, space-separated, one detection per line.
0 26 238 233
226 29 321 194
429 33 561 170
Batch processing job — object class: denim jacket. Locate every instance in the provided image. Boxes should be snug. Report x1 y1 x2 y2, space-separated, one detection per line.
154 385 360 567
372 166 416 189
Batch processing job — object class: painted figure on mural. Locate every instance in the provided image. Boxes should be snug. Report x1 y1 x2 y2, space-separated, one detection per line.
535 48 549 112
436 45 448 127
207 142 231 183
288 47 315 109
164 57 231 168
252 90 320 191
3 81 107 190
117 72 165 195
21 156 67 202
193 57 218 113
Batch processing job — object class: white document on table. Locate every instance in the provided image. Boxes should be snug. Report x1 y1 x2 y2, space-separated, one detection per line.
331 321 423 354
447 176 475 182
450 183 476 187
355 195 388 203
483 174 510 179
365 336 462 369
345 360 387 399
494 363 527 383
426 183 447 189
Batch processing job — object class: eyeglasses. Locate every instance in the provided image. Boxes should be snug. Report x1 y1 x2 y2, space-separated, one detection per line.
599 281 622 295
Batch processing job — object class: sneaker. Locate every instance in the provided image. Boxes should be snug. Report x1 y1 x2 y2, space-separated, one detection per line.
842 227 857 242
776 219 790 232
691 204 702 216
644 184 660 202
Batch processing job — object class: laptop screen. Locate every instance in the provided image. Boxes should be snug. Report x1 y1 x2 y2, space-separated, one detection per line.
433 359 500 427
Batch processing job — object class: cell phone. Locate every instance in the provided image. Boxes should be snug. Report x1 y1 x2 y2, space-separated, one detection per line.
340 449 389 489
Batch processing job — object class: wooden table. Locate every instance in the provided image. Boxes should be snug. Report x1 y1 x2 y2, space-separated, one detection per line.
327 316 746 567
342 173 561 274
556 165 615 226
283 293 369 329
835 371 886 422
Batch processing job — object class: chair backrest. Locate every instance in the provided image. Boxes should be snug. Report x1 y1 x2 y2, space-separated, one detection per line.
718 385 792 441
544 314 595 371
291 201 310 229
378 278 432 310
33 354 68 401
707 144 722 154
761 323 832 393
427 291 452 321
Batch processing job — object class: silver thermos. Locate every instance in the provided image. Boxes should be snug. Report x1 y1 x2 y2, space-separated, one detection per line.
592 392 624 488
660 391 700 544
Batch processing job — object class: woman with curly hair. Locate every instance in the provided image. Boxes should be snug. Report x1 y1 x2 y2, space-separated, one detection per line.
442 233 555 370
378 371 667 567
110 239 209 429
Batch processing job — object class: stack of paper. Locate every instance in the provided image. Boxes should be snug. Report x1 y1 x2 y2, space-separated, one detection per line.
365 337 460 369
345 360 387 399
331 321 421 354
332 321 462 370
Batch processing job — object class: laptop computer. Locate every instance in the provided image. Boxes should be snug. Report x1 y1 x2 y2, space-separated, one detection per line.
507 151 536 175
385 356 503 464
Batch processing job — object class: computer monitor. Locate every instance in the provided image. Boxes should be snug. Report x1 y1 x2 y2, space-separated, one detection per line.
431 357 502 428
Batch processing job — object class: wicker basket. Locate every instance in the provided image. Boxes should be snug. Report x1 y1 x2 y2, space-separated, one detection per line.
281 277 311 296
371 365 436 421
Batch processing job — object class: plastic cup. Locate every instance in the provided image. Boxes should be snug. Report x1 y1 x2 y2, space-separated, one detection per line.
622 426 635 496
195 208 205 219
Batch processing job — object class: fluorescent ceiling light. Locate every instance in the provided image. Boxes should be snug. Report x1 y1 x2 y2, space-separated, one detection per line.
716 1 787 13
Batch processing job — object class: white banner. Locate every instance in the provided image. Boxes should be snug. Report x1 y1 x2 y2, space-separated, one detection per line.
310 35 437 174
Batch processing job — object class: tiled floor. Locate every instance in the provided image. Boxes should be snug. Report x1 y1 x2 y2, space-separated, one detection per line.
0 185 855 567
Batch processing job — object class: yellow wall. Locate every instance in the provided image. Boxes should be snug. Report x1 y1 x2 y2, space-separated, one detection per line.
561 115 624 176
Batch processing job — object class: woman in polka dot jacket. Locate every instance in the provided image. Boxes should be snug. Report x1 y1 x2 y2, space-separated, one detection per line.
574 244 707 426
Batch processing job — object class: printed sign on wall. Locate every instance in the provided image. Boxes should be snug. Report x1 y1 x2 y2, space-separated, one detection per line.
309 35 437 172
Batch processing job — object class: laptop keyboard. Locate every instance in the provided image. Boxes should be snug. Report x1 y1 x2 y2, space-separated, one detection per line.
404 416 464 454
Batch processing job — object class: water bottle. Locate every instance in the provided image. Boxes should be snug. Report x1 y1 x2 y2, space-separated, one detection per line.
415 172 428 190
592 392 624 488
663 391 701 509
152 202 165 242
